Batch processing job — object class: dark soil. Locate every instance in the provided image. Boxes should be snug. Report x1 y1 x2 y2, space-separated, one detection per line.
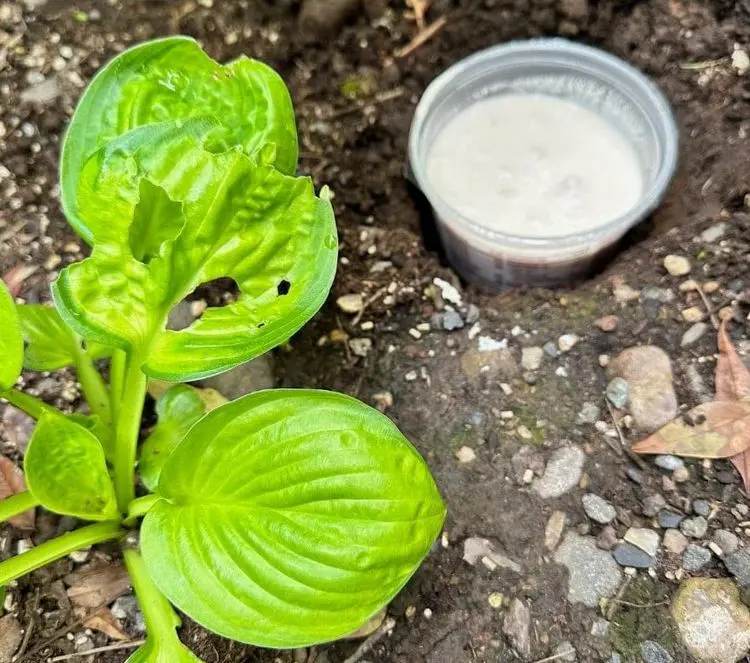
2 0 750 661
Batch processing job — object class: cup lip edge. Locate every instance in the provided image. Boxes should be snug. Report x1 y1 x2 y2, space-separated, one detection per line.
407 37 680 249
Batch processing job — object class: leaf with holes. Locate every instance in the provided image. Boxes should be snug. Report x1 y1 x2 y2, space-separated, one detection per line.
0 280 23 390
18 304 110 371
140 385 209 492
61 36 298 243
140 390 445 648
25 413 119 521
632 400 750 458
52 119 337 381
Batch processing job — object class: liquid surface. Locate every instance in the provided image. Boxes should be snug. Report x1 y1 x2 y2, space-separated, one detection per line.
426 94 644 238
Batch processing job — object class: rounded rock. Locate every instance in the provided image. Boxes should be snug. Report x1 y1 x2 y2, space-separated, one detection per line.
582 494 617 524
664 255 691 276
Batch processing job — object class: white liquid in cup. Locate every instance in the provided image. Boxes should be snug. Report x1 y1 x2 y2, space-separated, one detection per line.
426 93 644 239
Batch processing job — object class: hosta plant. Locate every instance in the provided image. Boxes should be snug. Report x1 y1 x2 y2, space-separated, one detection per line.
0 37 445 661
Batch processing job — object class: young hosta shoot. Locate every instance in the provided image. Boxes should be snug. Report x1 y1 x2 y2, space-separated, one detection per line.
0 37 445 662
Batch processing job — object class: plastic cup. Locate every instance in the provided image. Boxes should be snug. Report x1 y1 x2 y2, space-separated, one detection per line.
407 38 679 288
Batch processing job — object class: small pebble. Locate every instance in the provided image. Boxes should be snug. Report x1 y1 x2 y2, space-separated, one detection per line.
642 494 667 517
700 223 726 243
682 544 712 572
543 342 560 358
692 499 711 517
597 525 618 551
456 446 476 463
673 466 690 483
606 377 629 408
663 529 689 554
664 255 691 276
657 509 684 529
349 338 372 357
521 346 544 371
732 45 750 74
558 334 580 353
712 530 739 556
681 322 708 347
582 494 617 524
655 455 684 471
680 516 708 539
436 310 464 331
624 528 660 556
680 279 699 292
641 640 674 663
576 402 601 425
336 293 363 313
595 315 618 332
702 281 720 294
682 306 704 323
613 542 653 568
626 466 644 484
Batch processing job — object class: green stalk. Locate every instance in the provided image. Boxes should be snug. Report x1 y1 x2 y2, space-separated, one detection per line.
0 388 56 419
0 522 122 585
125 495 160 526
114 353 148 513
110 349 126 423
124 548 182 638
0 492 38 524
74 346 112 430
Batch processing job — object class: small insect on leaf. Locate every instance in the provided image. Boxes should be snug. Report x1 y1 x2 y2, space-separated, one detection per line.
24 413 119 521
0 280 23 391
141 390 445 648
632 400 750 459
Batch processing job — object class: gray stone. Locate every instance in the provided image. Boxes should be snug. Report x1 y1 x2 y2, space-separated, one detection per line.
700 223 727 243
725 548 750 587
437 310 464 331
683 545 712 572
641 641 673 663
543 341 560 358
682 322 709 347
554 641 576 662
658 510 685 529
502 598 531 660
521 346 544 371
692 499 711 517
642 494 667 517
111 594 145 633
712 530 740 557
681 516 708 539
465 304 480 324
576 402 601 425
626 466 644 484
607 346 678 432
596 526 618 551
664 530 689 555
201 353 274 400
606 377 629 408
642 286 676 303
673 578 750 663
533 446 585 499
654 455 685 471
624 528 660 557
462 537 522 574
554 533 622 608
0 406 35 454
582 494 617 524
613 542 654 568
590 618 611 638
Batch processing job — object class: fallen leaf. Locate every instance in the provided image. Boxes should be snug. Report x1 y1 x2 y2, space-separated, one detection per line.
716 321 750 401
147 380 227 411
64 561 131 609
78 607 130 641
1 263 38 298
0 456 35 531
632 401 750 458
716 321 750 490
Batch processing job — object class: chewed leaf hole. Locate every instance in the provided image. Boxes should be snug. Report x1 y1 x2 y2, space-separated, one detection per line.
129 180 184 264
277 279 291 296
167 278 240 331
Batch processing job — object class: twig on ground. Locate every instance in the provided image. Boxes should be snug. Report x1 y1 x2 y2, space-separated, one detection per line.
47 640 145 661
696 285 720 328
406 0 431 30
326 88 405 121
16 587 40 660
530 649 579 663
394 16 447 58
679 58 726 70
605 399 647 471
352 286 387 327
606 575 633 621
342 617 396 663
610 599 669 608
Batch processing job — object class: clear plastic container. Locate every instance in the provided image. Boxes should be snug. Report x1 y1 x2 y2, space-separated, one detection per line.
408 38 679 288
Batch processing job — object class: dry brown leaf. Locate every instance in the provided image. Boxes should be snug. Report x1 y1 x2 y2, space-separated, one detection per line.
64 561 131 609
0 456 35 531
631 400 750 458
78 607 130 641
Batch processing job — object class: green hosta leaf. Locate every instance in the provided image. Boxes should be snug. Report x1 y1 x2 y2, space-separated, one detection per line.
67 413 114 461
18 304 110 371
53 120 337 381
140 385 208 492
25 413 119 521
141 390 445 648
0 280 23 390
61 36 298 243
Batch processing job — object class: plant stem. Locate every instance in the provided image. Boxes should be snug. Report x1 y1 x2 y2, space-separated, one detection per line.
0 492 38 524
125 495 160 525
0 522 122 585
124 548 181 638
114 354 148 513
0 389 56 419
109 350 126 423
74 346 112 430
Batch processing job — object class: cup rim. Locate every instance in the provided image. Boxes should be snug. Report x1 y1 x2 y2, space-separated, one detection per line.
407 38 680 248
